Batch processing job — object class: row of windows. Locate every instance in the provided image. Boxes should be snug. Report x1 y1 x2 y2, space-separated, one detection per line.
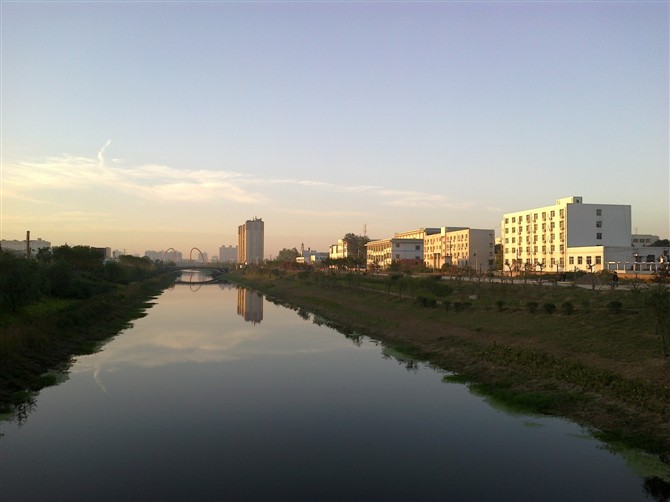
504 208 603 226
569 256 602 265
504 221 566 234
505 245 566 254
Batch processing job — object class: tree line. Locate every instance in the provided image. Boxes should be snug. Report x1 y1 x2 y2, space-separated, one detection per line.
0 245 164 313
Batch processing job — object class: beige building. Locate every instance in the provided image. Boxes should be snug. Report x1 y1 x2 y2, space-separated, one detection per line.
501 196 632 272
424 227 495 271
238 217 264 265
329 239 349 260
366 238 424 270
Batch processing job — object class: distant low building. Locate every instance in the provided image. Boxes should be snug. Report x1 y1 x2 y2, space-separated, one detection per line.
219 244 237 263
1 237 51 258
632 234 660 247
296 246 328 265
366 238 424 270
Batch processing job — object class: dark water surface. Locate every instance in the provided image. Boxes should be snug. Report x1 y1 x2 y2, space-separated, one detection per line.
1 274 667 501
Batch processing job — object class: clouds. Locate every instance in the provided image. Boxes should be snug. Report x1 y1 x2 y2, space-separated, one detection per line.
3 144 475 211
1 142 501 253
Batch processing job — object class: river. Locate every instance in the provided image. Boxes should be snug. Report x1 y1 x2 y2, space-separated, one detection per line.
1 271 667 501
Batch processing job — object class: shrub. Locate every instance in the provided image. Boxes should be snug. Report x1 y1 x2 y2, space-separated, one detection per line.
442 301 451 311
453 301 471 312
561 301 574 315
542 303 556 314
526 301 539 314
416 296 436 308
607 301 623 315
495 300 505 312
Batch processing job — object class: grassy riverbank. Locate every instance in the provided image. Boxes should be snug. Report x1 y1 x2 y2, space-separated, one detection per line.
0 272 177 417
229 269 670 462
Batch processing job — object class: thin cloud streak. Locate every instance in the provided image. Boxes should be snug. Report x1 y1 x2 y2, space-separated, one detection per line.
4 147 479 213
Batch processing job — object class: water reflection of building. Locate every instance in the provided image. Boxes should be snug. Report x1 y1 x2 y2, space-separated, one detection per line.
237 288 263 324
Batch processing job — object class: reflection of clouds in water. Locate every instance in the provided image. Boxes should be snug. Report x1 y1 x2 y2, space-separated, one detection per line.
72 324 339 379
72 326 263 375
70 284 356 388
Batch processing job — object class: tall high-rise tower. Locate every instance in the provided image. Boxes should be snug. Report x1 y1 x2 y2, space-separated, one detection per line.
238 217 264 265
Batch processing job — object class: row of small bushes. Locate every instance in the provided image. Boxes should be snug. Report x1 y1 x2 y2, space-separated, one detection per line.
414 295 627 316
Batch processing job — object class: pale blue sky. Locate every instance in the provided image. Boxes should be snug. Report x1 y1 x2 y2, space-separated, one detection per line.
2 1 668 258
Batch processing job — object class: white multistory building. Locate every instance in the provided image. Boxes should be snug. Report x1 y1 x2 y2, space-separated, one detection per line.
501 196 633 272
366 238 424 270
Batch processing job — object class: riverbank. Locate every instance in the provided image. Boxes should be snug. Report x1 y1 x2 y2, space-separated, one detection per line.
229 269 670 462
0 272 178 417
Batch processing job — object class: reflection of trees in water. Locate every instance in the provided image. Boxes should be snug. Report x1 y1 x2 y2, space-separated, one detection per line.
6 396 37 427
644 476 670 501
381 351 420 373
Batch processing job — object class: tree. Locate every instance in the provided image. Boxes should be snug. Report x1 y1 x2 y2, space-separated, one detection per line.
276 248 300 263
650 239 670 247
342 233 370 268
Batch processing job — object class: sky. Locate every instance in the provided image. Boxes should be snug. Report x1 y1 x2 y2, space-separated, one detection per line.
1 1 668 259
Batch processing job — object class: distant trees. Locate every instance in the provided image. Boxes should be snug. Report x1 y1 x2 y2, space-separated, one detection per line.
276 248 300 262
650 239 670 247
0 246 162 314
342 233 369 269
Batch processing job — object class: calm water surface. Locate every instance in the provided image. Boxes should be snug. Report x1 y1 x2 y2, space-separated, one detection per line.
1 272 667 501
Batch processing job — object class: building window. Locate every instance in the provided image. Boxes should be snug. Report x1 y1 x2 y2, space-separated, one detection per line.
596 221 602 228
395 243 400 248
505 218 509 224
533 246 538 253
505 238 509 244
550 245 555 252
512 237 516 243
596 256 602 265
569 256 574 265
512 227 516 233
596 233 602 240
559 209 564 218
415 245 420 250
586 256 592 265
550 210 555 217
596 209 602 216
577 256 583 265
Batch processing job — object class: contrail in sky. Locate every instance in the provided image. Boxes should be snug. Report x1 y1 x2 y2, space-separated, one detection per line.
97 139 112 167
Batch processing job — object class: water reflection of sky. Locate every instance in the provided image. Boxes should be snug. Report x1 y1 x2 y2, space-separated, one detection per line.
2 283 666 501
71 283 361 380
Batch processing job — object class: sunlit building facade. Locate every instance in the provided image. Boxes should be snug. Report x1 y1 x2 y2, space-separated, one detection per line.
424 227 495 270
238 217 264 265
501 196 632 272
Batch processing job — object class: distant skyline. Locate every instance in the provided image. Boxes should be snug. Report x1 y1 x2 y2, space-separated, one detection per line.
2 1 668 259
